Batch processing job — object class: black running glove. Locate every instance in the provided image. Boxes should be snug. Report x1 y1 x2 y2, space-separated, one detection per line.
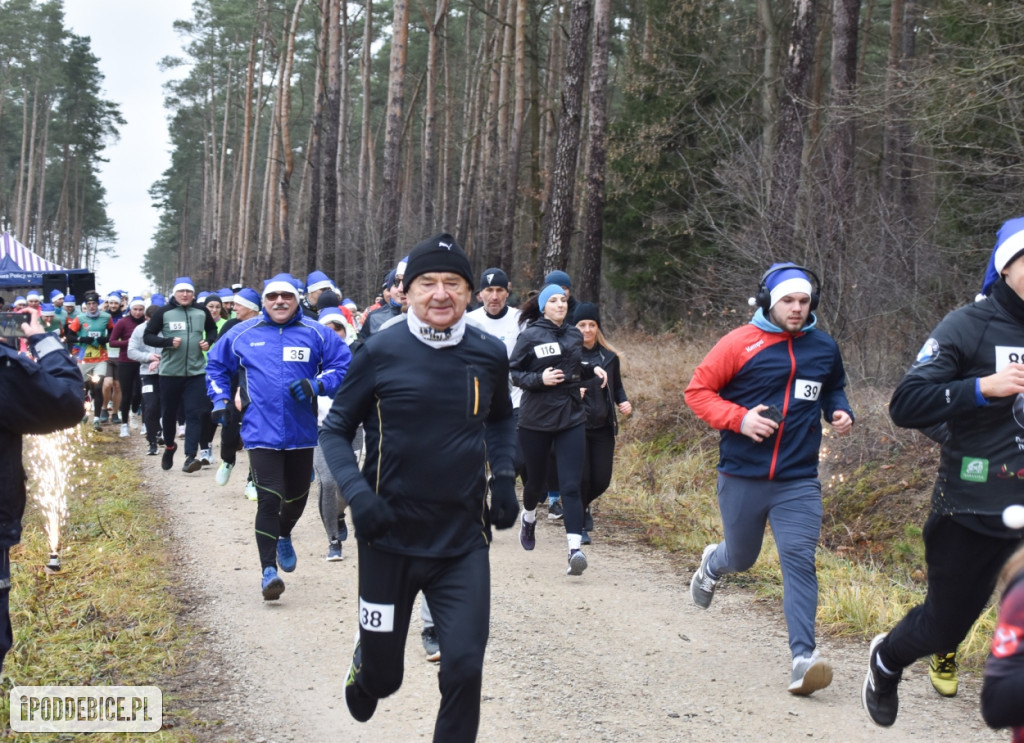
489 473 519 529
347 486 396 541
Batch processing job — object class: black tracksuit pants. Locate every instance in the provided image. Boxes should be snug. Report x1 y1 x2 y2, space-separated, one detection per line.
249 448 314 569
581 424 615 509
350 543 490 743
879 512 1024 671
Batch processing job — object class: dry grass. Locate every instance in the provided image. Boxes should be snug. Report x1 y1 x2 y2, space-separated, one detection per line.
1 430 206 741
600 328 998 666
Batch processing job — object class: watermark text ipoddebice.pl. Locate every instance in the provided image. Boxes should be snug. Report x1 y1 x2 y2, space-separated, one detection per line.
9 685 162 733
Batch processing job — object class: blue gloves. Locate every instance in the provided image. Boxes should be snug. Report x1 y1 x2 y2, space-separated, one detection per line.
489 473 519 529
289 377 323 402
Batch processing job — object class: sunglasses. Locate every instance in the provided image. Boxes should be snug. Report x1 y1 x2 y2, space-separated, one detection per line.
265 292 296 301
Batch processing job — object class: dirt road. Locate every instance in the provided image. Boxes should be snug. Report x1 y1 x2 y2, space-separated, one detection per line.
145 449 1003 742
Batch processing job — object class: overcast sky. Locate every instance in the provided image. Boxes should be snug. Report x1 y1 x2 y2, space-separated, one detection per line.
62 0 193 295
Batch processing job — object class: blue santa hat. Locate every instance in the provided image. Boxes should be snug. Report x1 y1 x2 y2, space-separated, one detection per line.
172 277 195 293
217 287 233 300
40 303 55 315
150 293 167 307
980 216 1024 297
233 288 261 312
306 270 333 293
262 273 301 299
26 289 41 301
129 296 146 309
64 294 76 304
763 263 813 309
49 288 64 301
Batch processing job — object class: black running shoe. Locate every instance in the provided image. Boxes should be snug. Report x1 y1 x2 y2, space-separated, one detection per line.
161 444 177 471
182 456 201 473
863 633 901 727
147 442 158 456
345 634 378 722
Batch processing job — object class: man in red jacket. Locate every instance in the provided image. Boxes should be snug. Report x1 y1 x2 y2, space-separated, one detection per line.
684 263 853 697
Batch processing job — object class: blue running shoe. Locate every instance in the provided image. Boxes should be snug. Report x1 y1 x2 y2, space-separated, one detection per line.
277 536 297 572
261 566 285 601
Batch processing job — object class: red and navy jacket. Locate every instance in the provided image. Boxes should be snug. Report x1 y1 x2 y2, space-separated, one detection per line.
685 311 852 480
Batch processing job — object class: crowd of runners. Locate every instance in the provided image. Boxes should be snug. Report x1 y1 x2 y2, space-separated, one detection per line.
3 219 1024 742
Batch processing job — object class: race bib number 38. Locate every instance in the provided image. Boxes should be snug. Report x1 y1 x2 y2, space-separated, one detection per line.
358 598 395 632
283 346 310 362
793 379 821 401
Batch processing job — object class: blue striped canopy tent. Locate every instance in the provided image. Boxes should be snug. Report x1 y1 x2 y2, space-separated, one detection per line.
0 231 89 287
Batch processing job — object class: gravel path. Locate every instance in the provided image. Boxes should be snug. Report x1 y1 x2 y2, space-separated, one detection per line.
143 448 1004 742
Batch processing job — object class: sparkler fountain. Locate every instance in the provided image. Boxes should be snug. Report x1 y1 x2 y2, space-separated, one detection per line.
25 427 82 572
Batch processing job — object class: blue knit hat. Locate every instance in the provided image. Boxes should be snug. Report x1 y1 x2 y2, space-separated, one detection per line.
544 270 572 289
538 284 566 310
150 293 166 307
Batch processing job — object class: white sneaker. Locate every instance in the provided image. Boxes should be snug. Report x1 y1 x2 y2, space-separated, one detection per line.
119 423 130 438
140 423 147 436
199 448 213 466
244 481 258 501
215 462 234 486
177 424 185 439
789 653 833 695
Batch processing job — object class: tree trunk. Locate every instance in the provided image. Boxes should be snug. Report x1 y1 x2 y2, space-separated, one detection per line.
498 0 528 273
380 0 410 260
421 0 449 234
758 0 779 171
579 0 610 304
277 0 306 273
319 0 341 280
307 0 328 278
766 0 819 255
540 0 592 276
357 0 374 259
823 0 860 288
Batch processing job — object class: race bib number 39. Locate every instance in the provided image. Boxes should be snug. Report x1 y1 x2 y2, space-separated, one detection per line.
533 342 560 359
283 346 310 362
793 379 821 401
358 598 395 633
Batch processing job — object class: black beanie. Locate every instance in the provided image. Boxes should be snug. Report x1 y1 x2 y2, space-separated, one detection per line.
574 302 601 327
479 267 509 290
402 233 474 292
316 289 341 311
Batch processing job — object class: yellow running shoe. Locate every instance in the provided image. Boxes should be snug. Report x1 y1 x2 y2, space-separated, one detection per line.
928 652 958 697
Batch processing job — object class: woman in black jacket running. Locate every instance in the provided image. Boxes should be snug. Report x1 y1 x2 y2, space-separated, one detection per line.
510 284 605 575
575 302 631 545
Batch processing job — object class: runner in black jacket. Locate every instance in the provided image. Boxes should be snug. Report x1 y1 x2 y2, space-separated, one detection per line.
319 234 517 743
510 284 606 576
863 215 1024 727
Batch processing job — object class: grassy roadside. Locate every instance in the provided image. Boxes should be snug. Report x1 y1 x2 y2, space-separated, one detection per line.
1 427 206 741
598 332 999 669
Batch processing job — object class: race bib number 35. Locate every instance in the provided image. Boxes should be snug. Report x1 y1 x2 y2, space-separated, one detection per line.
283 346 310 362
358 598 395 633
793 379 821 401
